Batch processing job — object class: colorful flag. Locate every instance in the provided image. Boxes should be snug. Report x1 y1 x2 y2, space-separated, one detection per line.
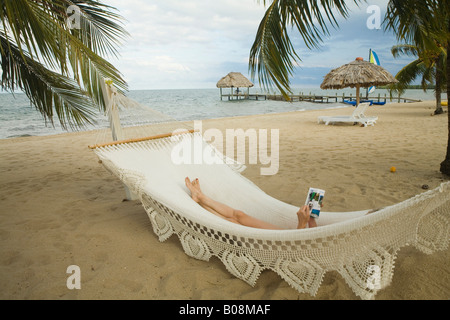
368 49 380 94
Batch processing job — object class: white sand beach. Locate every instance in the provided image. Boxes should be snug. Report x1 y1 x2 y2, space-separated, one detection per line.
0 101 449 300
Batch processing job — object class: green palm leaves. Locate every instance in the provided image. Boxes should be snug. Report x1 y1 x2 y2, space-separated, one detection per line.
249 0 355 99
390 44 447 115
0 0 128 129
390 44 447 94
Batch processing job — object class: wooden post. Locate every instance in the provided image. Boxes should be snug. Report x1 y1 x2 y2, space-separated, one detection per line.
356 85 360 106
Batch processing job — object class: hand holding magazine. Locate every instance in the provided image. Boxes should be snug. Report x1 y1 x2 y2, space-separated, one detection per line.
305 188 325 218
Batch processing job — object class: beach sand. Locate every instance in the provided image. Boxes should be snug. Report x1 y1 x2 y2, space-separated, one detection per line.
0 101 449 300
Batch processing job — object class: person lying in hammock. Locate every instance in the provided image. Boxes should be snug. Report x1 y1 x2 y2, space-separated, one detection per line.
185 177 317 230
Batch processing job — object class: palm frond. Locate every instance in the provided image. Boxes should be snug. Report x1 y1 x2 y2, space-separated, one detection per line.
72 0 129 57
250 0 356 99
391 44 419 58
25 0 128 104
384 0 442 50
0 33 96 130
0 0 129 129
0 0 60 68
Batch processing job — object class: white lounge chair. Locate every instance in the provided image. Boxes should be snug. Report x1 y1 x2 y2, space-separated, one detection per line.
318 102 378 127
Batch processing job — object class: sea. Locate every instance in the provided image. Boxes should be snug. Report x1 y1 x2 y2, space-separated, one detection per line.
0 88 437 139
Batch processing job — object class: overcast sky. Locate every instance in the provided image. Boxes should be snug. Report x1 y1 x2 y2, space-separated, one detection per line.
106 0 412 90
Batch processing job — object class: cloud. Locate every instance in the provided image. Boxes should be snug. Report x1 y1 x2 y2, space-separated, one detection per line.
106 0 268 89
105 0 413 90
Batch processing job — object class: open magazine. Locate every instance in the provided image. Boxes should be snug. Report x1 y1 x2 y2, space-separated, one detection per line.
305 187 325 218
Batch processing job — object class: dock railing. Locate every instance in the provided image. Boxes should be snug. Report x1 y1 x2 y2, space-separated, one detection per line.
220 91 422 104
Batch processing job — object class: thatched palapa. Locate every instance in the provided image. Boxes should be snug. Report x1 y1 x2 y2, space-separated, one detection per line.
216 72 254 88
321 57 397 106
216 72 254 100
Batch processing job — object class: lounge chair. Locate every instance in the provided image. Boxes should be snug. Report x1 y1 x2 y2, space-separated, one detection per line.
318 102 377 127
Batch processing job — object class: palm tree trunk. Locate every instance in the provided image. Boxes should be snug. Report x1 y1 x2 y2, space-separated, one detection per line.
440 35 450 175
434 58 443 115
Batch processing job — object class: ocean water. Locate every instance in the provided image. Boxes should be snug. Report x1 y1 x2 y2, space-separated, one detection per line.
0 88 437 139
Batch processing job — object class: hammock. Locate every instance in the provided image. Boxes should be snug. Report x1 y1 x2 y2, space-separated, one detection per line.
91 131 450 300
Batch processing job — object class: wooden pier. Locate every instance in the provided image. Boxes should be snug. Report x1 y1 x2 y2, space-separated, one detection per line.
220 92 422 104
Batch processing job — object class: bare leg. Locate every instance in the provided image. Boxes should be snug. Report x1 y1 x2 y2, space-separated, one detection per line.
184 178 226 219
185 177 280 229
185 178 312 230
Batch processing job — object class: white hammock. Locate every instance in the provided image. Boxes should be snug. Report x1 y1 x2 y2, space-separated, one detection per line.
91 131 450 300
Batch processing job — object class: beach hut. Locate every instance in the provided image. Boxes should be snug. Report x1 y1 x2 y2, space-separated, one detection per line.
320 57 397 106
216 72 254 100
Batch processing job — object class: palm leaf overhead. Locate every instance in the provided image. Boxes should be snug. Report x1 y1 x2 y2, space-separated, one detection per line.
384 0 438 49
389 58 429 96
391 44 419 58
0 0 128 129
384 0 450 53
0 32 96 129
389 42 447 116
384 0 448 95
249 0 357 99
390 44 435 96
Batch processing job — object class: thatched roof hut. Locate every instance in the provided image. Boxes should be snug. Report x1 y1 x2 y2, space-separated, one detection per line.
321 57 397 105
216 72 254 100
320 58 397 90
216 72 254 88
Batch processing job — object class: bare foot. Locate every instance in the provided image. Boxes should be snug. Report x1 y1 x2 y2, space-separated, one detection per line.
185 177 202 203
296 205 310 229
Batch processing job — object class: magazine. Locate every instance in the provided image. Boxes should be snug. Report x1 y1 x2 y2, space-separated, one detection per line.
305 187 325 218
